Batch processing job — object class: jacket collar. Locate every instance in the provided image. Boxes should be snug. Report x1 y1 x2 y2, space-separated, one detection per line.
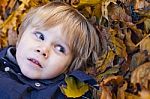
0 46 98 89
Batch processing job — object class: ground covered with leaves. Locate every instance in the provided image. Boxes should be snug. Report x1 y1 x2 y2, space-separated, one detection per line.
0 0 150 99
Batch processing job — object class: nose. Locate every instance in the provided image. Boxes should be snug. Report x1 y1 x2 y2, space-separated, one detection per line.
35 47 49 58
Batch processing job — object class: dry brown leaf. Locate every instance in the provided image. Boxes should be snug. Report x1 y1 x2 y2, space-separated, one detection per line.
97 66 119 81
102 0 117 20
0 16 3 25
118 0 132 3
139 89 150 99
134 0 150 10
125 22 143 40
125 31 136 53
29 0 49 7
8 28 18 45
0 0 8 8
131 62 150 89
92 3 102 18
100 83 112 99
144 18 150 33
117 81 128 99
102 75 123 85
71 0 79 5
108 5 132 22
124 92 140 99
96 26 109 51
72 0 101 7
109 28 128 59
1 36 8 48
7 0 17 12
130 51 148 71
140 37 150 55
96 50 115 73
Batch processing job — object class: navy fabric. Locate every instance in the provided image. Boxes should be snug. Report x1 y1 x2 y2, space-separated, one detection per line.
0 46 97 99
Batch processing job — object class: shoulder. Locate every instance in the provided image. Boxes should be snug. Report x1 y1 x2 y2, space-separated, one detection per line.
0 46 15 57
68 70 98 88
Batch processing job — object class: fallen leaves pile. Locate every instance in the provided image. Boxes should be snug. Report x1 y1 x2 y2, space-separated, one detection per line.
0 0 150 98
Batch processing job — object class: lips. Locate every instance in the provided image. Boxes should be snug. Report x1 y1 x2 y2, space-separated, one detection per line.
27 58 42 68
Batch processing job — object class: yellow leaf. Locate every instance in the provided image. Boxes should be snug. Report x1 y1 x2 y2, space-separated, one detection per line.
72 0 101 7
7 0 17 11
92 3 102 18
29 0 49 7
0 12 17 34
60 76 89 98
19 0 31 6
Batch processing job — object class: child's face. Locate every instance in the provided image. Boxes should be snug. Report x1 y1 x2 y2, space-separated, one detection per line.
16 24 73 79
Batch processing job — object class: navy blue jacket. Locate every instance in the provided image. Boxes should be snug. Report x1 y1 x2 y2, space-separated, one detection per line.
0 46 97 99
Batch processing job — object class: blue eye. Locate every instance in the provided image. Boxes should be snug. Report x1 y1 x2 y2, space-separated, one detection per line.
55 44 66 53
34 32 44 40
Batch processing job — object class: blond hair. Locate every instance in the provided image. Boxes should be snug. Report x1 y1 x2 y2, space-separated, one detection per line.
18 2 101 72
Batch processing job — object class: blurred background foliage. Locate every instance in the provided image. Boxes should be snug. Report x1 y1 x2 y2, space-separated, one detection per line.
0 0 150 98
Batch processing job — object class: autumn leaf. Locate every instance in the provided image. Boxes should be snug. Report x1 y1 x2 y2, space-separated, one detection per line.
130 51 148 71
125 22 143 40
102 75 123 85
109 28 128 60
19 0 31 6
8 27 18 45
72 0 101 7
0 12 16 31
0 0 8 8
144 18 150 33
97 66 119 81
131 62 150 89
92 3 102 19
134 0 149 11
100 84 112 99
139 90 150 99
101 0 116 20
108 5 132 22
96 50 115 73
139 35 150 55
7 0 17 12
60 76 89 98
124 92 140 99
124 31 136 53
117 81 128 99
100 76 124 99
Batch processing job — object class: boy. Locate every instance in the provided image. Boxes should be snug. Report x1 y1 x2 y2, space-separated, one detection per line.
0 2 100 99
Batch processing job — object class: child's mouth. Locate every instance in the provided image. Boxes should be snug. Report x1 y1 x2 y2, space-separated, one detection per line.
27 58 42 68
